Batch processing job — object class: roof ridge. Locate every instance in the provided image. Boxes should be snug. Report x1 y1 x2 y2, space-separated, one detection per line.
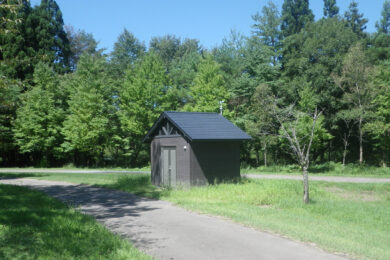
165 111 220 115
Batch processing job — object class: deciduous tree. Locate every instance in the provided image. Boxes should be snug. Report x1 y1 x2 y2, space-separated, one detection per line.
282 18 357 116
332 43 374 165
365 61 390 166
275 85 331 203
13 63 64 165
247 84 278 167
62 54 114 165
65 25 99 70
184 55 230 115
149 34 180 68
118 52 170 165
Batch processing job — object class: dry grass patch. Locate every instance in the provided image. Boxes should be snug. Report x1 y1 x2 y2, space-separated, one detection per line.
325 186 381 202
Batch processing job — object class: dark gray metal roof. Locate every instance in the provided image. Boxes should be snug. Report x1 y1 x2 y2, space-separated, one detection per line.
144 111 252 142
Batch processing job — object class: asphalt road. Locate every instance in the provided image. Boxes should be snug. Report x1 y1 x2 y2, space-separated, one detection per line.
0 168 149 174
0 178 347 260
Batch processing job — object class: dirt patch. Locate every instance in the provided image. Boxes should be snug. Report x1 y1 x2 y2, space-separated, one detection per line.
258 204 272 209
325 187 380 202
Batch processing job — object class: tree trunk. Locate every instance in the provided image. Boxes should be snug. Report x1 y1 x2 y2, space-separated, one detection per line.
342 147 347 167
359 118 363 165
73 150 76 166
303 166 309 204
342 135 348 167
382 150 387 168
263 142 267 168
274 149 278 164
255 148 260 167
131 142 142 167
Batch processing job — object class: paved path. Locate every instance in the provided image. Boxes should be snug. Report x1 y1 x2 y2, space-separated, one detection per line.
0 168 149 174
0 178 346 260
244 174 390 183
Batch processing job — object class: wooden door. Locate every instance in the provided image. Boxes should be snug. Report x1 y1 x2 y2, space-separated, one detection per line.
161 147 176 186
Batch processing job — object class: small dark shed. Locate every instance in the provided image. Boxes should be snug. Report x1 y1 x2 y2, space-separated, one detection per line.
144 111 251 187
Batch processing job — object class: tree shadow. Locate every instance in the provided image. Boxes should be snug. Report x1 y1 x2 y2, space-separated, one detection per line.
34 183 166 251
0 183 163 258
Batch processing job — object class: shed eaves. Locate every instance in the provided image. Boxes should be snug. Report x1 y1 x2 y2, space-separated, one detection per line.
145 111 252 141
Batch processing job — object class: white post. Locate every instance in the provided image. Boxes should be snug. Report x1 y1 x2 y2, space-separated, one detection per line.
219 100 224 115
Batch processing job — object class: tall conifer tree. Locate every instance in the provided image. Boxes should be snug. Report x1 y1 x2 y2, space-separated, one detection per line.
0 75 22 165
252 1 282 65
376 0 390 34
0 0 32 80
281 0 314 37
110 29 145 74
344 0 368 38
25 0 70 73
323 0 339 18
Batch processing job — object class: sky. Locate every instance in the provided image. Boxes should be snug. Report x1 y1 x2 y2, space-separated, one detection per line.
30 0 385 52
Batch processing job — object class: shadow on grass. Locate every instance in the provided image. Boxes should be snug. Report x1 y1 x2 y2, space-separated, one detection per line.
0 184 151 259
0 173 48 180
100 174 165 199
99 174 253 200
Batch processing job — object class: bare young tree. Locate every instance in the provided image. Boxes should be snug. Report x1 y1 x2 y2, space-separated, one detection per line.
252 83 327 203
275 106 322 203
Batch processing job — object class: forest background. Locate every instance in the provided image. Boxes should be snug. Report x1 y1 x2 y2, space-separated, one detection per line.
1 0 390 169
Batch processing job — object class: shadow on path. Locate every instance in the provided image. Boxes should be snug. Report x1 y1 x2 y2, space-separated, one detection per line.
35 184 159 220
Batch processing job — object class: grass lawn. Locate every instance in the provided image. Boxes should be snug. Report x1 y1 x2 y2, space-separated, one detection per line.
242 162 390 178
105 175 390 260
1 171 390 259
0 183 151 260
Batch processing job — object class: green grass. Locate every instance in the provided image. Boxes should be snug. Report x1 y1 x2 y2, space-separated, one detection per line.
114 176 389 260
2 171 390 259
241 162 390 178
163 180 390 260
0 184 151 260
